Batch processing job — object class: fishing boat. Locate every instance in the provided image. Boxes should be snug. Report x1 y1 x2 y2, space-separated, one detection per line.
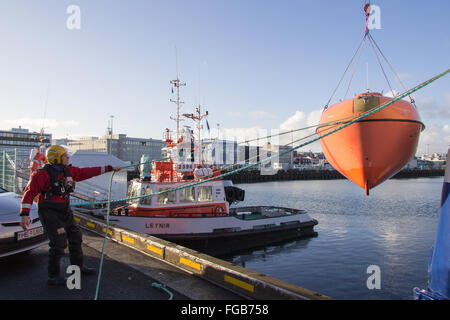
107 77 318 254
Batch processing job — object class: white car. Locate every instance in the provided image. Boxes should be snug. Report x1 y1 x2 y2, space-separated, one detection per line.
0 187 48 258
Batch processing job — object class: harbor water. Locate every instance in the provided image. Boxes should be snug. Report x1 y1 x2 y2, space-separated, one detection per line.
225 177 442 300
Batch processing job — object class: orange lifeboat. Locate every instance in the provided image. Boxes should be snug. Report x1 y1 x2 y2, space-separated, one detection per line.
316 92 424 195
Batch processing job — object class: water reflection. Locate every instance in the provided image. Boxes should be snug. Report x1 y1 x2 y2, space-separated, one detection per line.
221 238 314 268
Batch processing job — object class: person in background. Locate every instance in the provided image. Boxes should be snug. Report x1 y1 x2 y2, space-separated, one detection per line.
19 145 121 285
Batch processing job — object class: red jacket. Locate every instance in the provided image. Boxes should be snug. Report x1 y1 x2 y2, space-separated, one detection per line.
20 165 113 216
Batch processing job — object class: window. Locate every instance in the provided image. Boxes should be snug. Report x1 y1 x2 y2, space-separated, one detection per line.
179 187 195 203
197 186 213 202
157 187 176 205
140 186 153 205
127 185 140 204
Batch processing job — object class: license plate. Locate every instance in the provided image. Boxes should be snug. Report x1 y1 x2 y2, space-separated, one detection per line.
16 227 44 241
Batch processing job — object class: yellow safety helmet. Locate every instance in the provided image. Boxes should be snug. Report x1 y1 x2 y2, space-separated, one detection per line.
46 145 69 165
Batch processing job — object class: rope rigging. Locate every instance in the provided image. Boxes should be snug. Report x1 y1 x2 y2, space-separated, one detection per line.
366 32 416 105
325 2 417 108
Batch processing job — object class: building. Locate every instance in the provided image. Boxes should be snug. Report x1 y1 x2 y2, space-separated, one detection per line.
0 127 51 154
51 138 74 146
203 139 239 166
262 143 295 168
0 127 52 192
167 138 240 168
67 134 166 165
200 140 296 170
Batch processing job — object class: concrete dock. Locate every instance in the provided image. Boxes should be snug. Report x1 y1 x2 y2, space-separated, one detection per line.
0 238 190 300
0 228 241 300
0 210 331 300
71 211 331 300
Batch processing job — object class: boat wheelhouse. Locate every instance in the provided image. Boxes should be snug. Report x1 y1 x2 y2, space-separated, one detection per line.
124 178 230 218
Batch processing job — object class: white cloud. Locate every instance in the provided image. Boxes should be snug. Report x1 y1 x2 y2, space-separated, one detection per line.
279 109 323 152
417 123 450 155
415 95 450 121
3 118 79 133
384 90 416 102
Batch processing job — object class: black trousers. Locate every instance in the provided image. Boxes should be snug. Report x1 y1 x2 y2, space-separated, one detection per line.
38 205 83 277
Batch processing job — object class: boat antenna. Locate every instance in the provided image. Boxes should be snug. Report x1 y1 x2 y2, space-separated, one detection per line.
175 46 179 79
170 47 186 144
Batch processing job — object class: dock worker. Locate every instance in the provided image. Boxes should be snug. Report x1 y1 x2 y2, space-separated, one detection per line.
19 145 121 286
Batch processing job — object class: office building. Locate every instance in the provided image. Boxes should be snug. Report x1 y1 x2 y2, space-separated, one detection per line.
67 134 166 165
0 127 51 154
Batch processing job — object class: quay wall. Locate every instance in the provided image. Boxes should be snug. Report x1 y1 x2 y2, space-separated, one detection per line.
128 168 444 184
223 168 445 184
73 212 331 300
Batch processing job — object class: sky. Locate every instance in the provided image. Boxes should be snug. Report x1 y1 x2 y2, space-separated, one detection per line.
0 0 449 154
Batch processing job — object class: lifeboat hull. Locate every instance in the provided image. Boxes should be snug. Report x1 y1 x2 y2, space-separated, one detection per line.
317 93 424 194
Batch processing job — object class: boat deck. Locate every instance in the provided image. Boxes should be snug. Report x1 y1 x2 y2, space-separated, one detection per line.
229 205 307 220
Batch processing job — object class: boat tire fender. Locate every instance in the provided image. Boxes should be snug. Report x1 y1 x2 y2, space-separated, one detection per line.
215 206 224 214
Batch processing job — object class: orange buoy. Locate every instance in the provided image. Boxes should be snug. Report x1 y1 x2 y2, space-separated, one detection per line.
316 92 424 195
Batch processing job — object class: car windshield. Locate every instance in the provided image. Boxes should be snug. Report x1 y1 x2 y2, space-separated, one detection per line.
0 187 7 193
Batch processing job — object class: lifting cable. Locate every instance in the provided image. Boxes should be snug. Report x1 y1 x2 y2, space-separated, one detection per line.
324 33 368 108
367 32 416 105
367 33 395 96
344 34 367 100
326 1 417 108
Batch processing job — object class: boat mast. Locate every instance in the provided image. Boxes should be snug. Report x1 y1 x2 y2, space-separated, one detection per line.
170 78 186 144
183 105 208 167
